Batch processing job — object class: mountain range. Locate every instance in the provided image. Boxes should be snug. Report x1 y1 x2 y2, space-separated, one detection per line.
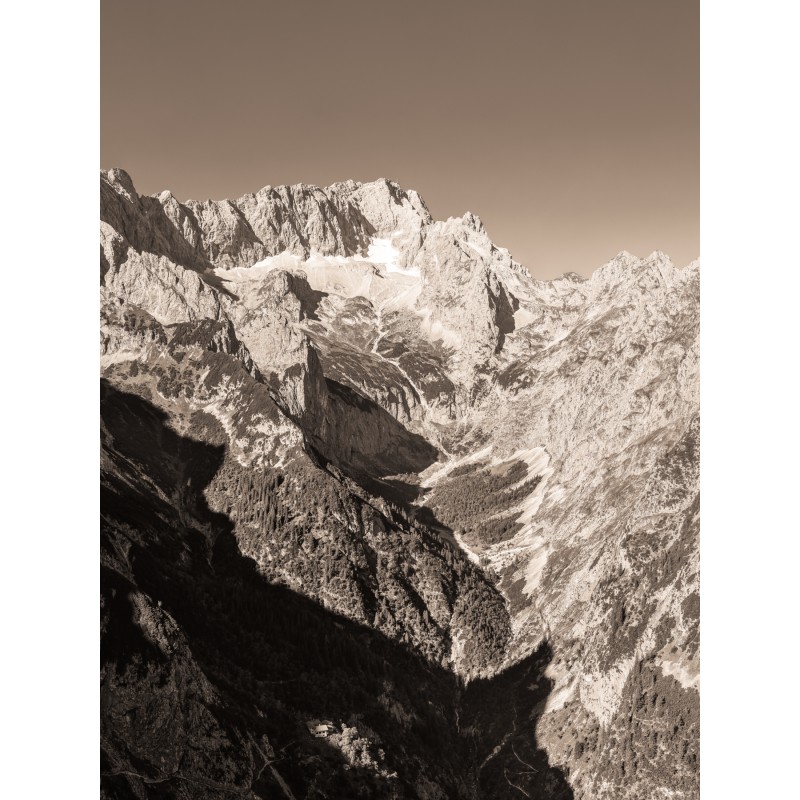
100 168 699 800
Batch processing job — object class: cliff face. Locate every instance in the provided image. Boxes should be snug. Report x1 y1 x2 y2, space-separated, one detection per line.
101 168 431 270
100 169 699 800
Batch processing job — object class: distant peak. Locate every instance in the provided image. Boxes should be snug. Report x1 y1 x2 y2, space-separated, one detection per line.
102 167 137 193
461 212 486 234
101 168 139 203
645 250 673 267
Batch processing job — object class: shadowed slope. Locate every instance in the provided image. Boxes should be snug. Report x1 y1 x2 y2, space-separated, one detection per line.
101 382 571 799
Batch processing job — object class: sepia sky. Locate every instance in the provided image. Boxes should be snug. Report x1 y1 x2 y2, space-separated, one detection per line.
101 0 698 279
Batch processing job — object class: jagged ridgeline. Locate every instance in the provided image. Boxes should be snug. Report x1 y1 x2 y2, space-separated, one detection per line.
100 169 699 799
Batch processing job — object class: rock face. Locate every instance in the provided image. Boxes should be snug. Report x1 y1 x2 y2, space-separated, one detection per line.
100 170 699 800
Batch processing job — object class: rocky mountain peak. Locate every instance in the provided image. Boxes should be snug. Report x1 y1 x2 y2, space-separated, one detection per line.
460 210 487 234
102 167 137 200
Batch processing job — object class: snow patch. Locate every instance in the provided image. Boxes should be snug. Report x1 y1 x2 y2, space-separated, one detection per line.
368 233 420 277
367 237 400 269
215 238 421 303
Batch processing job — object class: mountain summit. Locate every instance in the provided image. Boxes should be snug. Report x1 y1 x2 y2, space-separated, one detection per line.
101 170 699 800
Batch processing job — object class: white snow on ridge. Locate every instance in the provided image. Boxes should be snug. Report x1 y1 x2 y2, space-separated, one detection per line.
368 234 421 277
213 242 426 312
219 250 362 280
214 231 421 290
216 252 303 281
367 237 401 270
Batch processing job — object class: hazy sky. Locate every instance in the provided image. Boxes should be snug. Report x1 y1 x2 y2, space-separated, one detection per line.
101 0 698 279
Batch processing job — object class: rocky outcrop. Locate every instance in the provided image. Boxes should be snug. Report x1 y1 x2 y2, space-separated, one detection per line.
166 318 260 379
101 220 226 325
100 301 166 358
413 213 521 366
101 169 210 272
